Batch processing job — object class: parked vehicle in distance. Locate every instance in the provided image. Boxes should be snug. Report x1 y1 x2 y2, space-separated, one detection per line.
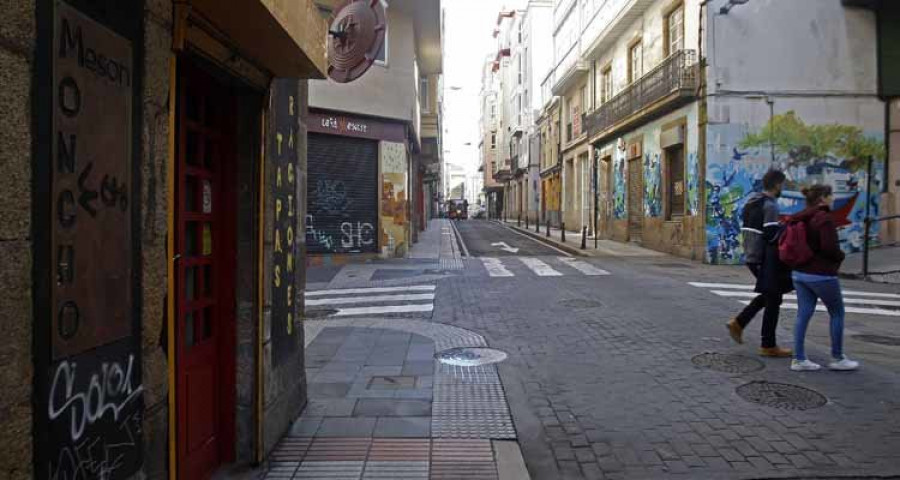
447 199 468 220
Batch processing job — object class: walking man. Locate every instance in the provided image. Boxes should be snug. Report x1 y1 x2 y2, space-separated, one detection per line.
727 169 793 357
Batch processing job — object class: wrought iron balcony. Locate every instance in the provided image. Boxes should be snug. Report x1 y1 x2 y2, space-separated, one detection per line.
586 50 697 139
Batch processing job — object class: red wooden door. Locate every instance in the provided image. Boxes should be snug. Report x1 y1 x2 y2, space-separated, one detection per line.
176 61 237 480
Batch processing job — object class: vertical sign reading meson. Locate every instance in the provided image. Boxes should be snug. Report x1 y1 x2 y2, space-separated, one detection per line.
44 3 143 479
271 79 300 365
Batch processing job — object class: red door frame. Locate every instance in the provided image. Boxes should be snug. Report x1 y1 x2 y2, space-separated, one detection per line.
175 58 237 479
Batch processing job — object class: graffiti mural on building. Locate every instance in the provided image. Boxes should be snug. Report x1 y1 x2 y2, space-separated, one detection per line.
314 179 353 215
643 153 662 217
687 152 700 216
613 149 627 219
705 112 885 264
380 142 409 257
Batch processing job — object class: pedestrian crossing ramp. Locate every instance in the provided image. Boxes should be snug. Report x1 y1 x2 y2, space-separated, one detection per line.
480 256 610 278
690 282 900 317
305 285 435 318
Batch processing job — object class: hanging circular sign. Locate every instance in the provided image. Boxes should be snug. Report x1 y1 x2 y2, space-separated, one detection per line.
327 0 387 83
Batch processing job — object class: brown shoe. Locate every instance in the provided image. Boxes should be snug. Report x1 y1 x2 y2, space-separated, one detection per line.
726 319 743 345
759 346 793 358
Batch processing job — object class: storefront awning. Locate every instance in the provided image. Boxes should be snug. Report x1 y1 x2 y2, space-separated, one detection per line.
190 0 328 79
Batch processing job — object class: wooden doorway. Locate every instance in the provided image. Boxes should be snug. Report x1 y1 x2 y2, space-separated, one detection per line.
175 60 237 479
627 157 643 243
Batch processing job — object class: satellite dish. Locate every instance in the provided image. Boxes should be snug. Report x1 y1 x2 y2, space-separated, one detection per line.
327 0 387 83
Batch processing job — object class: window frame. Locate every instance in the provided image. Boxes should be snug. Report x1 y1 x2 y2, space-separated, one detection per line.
375 0 389 66
600 64 612 104
420 76 430 113
664 2 685 57
628 39 643 84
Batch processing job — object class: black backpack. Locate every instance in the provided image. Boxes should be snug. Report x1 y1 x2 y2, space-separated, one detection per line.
741 196 765 231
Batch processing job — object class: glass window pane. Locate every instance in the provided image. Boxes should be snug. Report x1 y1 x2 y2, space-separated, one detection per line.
185 312 195 348
203 307 213 340
203 265 212 296
204 138 215 168
186 130 199 166
185 176 198 212
202 223 213 256
185 266 196 300
185 221 197 256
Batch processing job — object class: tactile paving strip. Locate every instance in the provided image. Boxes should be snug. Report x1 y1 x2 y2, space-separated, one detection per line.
269 437 312 463
430 439 498 480
435 365 502 384
431 416 517 439
303 437 371 462
294 460 365 479
363 461 429 479
368 439 430 462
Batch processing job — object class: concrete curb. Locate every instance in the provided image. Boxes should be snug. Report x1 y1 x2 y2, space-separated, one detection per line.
493 440 531 480
498 222 590 257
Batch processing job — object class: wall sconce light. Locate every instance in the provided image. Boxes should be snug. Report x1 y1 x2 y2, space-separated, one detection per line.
720 0 750 14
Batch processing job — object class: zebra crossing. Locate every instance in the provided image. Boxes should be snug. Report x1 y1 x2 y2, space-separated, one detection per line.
305 285 435 317
479 256 610 278
689 282 900 317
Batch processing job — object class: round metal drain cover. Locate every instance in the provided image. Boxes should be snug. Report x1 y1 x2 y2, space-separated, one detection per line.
559 298 603 309
304 308 338 319
692 353 764 374
435 347 508 367
853 334 900 346
736 381 827 411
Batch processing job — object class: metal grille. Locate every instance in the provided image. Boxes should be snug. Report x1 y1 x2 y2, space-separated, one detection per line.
307 134 379 254
585 49 697 137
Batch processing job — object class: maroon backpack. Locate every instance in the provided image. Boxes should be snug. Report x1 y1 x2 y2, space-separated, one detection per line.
778 219 814 268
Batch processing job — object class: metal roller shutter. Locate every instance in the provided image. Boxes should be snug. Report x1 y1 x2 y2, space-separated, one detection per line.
307 134 379 254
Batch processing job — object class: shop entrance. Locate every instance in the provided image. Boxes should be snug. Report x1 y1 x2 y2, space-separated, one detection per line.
175 60 238 479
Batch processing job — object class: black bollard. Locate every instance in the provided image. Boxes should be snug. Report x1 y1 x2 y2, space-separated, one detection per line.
536 217 541 233
525 215 529 229
581 225 587 250
518 214 521 228
546 219 550 237
561 223 566 243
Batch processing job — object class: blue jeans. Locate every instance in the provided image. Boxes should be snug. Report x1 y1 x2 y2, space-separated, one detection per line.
792 273 845 361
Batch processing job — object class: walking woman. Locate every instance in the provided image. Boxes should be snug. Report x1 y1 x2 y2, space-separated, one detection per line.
790 184 859 372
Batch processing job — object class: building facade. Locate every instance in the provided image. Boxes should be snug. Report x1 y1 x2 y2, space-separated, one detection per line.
307 0 443 259
523 0 892 263
0 0 328 478
480 54 504 218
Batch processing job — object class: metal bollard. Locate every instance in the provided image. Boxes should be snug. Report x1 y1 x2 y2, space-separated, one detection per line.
536 217 541 233
546 219 551 237
581 225 587 250
525 215 529 229
518 214 521 228
561 223 566 243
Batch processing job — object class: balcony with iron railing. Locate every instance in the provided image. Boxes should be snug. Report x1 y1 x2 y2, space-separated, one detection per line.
585 49 698 140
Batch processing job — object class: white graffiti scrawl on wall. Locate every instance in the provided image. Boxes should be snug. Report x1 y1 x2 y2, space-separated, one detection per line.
49 355 143 442
340 222 375 249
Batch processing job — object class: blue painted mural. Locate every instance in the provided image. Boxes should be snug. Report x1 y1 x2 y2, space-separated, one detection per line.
643 153 662 217
705 111 885 264
614 150 627 219
687 152 700 216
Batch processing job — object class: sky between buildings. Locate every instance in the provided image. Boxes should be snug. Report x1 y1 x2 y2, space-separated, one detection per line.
442 0 514 176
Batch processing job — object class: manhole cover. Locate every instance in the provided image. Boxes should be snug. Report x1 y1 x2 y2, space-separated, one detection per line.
304 308 337 319
853 334 900 346
435 347 508 367
692 353 764 374
736 381 827 410
559 298 603 309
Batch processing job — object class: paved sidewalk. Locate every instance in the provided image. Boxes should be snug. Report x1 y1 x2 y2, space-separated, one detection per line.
842 244 900 283
261 319 518 479
499 220 665 258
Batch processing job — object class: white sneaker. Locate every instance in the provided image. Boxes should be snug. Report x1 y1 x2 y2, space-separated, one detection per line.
791 359 821 371
828 356 860 371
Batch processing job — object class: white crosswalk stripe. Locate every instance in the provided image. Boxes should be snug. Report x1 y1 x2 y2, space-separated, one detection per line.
304 285 435 317
520 257 562 276
690 282 900 317
557 257 610 276
478 256 611 278
482 257 514 277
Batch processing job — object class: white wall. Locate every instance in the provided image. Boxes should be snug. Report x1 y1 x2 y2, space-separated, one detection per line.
707 0 877 95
